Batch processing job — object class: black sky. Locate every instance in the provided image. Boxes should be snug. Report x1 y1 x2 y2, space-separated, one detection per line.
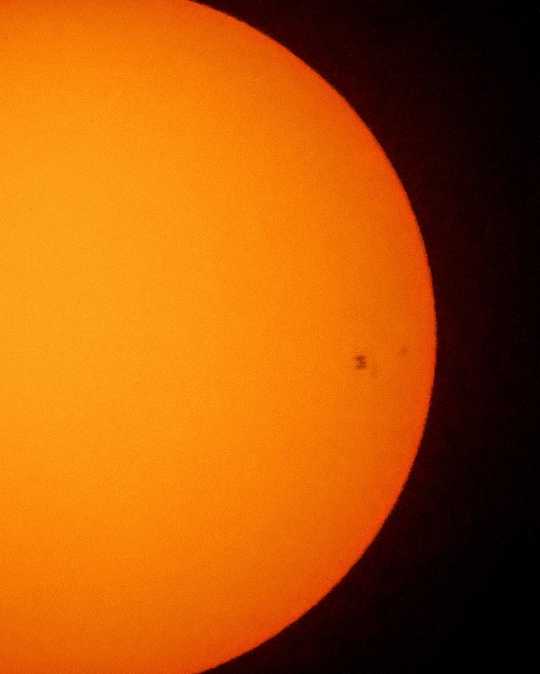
192 2 538 672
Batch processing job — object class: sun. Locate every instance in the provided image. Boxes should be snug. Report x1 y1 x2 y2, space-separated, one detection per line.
0 1 436 672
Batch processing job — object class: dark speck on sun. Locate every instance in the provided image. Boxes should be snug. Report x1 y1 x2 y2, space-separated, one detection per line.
355 355 367 370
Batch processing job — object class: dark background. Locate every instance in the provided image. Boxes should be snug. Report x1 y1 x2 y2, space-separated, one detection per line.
193 1 537 672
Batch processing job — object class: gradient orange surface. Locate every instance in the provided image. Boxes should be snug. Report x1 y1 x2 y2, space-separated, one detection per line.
0 1 436 672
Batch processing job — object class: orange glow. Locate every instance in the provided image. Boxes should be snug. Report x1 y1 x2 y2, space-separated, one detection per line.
0 1 436 672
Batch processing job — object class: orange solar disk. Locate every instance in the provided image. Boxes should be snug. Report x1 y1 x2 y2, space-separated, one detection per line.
0 1 436 672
